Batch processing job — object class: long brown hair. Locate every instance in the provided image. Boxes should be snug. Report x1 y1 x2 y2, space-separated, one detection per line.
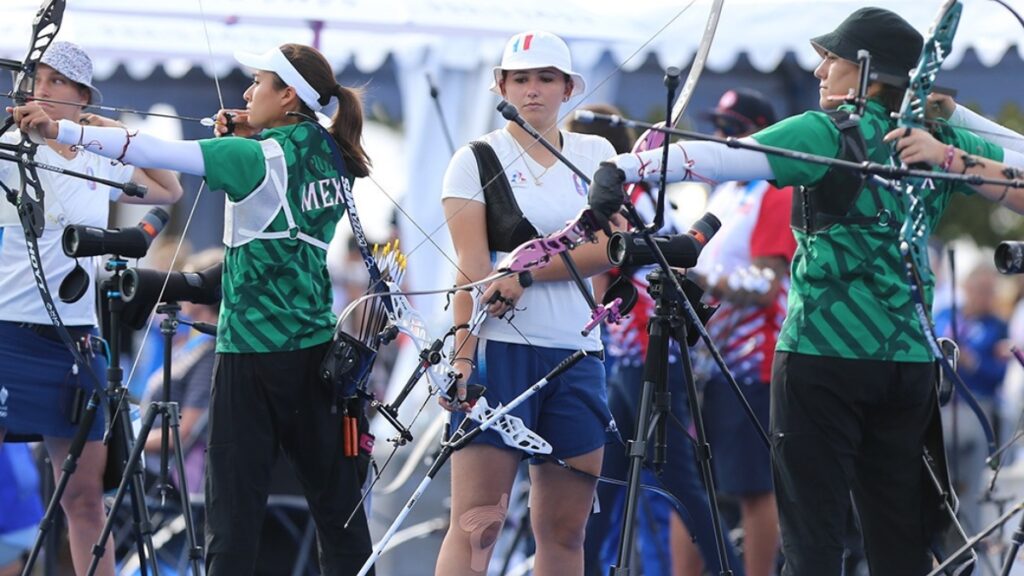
274 43 372 178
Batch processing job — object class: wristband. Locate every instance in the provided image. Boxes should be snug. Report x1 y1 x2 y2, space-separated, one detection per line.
941 145 956 172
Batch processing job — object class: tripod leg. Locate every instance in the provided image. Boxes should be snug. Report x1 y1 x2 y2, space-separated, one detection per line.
85 404 161 576
164 402 204 575
122 407 161 576
21 390 103 576
611 317 667 576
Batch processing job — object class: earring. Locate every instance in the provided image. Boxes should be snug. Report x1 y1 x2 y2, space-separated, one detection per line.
563 96 569 102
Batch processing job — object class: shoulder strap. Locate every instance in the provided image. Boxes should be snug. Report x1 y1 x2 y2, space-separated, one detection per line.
469 140 539 253
793 110 891 233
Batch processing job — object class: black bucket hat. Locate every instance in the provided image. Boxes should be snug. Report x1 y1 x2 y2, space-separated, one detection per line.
810 7 924 77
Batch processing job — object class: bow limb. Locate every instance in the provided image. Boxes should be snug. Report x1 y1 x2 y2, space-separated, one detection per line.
624 0 725 209
894 0 997 462
4 1 109 391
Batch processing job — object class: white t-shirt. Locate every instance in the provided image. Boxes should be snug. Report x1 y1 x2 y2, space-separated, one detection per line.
0 131 131 325
442 128 614 351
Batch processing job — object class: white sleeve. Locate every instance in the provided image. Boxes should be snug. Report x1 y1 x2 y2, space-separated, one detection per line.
56 119 206 176
609 139 776 185
440 145 485 203
950 105 1024 154
1004 149 1024 171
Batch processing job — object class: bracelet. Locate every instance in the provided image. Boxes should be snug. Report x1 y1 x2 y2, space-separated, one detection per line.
451 357 476 370
940 145 956 172
996 185 1011 204
114 127 136 164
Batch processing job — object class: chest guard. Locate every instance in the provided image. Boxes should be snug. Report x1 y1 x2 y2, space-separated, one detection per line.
223 139 329 251
792 111 895 234
469 140 539 253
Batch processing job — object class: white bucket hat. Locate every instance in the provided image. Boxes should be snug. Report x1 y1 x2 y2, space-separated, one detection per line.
489 31 586 98
40 41 103 105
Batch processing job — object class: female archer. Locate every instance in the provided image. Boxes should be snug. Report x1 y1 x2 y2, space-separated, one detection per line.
0 40 181 576
12 42 376 576
437 30 618 574
587 7 1024 575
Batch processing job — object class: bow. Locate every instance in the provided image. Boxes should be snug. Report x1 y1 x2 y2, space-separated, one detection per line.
892 0 999 464
0 0 111 390
623 0 724 226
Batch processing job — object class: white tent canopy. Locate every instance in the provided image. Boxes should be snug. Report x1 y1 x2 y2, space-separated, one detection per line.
3 0 1022 79
3 0 1022 337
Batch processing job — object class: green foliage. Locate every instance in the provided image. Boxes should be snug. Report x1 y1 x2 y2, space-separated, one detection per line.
934 102 1024 246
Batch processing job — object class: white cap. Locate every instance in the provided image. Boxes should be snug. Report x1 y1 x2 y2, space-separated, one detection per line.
489 31 586 98
234 47 324 112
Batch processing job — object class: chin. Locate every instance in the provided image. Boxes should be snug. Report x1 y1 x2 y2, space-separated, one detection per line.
819 98 840 111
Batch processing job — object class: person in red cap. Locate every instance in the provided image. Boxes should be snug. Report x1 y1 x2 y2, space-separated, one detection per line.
0 40 181 576
682 87 793 576
436 30 618 575
12 42 376 576
584 7 1024 575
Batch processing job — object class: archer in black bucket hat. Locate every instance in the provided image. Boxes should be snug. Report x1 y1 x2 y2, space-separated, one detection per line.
810 6 924 77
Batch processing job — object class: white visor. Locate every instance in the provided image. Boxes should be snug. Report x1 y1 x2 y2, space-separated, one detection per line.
235 48 323 112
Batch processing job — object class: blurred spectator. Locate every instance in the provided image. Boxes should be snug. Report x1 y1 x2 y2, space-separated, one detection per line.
934 263 1009 531
0 444 43 576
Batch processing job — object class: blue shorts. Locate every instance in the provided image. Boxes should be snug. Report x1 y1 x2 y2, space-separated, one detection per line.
703 375 773 495
451 340 616 460
0 321 106 441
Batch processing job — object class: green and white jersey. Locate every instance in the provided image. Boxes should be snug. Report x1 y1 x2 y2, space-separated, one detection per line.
200 123 351 353
752 100 1002 362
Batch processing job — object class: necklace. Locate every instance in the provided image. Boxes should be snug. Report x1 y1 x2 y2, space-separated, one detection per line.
509 133 555 186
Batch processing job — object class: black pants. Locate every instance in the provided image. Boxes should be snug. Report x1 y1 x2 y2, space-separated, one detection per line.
771 352 934 576
205 343 373 576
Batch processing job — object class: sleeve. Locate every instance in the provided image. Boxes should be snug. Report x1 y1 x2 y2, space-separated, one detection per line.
198 137 269 201
947 125 1005 196
609 139 775 185
950 105 1024 155
55 119 205 176
440 144 485 204
750 112 841 188
750 185 797 263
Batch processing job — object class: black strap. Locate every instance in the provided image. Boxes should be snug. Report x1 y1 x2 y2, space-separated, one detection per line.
468 140 539 253
793 110 894 233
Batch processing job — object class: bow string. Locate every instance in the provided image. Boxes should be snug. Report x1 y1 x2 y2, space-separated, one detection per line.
894 0 999 464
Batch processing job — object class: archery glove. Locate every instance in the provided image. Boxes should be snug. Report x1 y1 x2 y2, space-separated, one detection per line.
588 162 627 235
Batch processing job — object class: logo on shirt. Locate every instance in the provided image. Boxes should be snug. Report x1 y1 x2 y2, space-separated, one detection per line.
509 170 528 187
572 174 588 197
0 386 8 418
301 177 351 212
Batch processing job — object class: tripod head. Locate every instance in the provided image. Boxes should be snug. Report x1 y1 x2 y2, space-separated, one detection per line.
645 268 717 347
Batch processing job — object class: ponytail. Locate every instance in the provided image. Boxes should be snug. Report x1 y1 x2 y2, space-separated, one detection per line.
329 84 371 178
277 43 372 178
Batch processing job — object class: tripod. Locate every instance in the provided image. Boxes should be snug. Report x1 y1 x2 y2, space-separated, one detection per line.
90 300 207 575
611 268 733 576
22 256 160 576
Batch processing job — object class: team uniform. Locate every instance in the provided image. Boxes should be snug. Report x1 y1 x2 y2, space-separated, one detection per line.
0 133 129 441
197 122 372 575
692 180 795 495
753 100 1003 573
441 128 616 459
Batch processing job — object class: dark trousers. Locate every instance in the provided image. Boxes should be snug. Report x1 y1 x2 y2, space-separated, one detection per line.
205 343 373 576
771 352 934 576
